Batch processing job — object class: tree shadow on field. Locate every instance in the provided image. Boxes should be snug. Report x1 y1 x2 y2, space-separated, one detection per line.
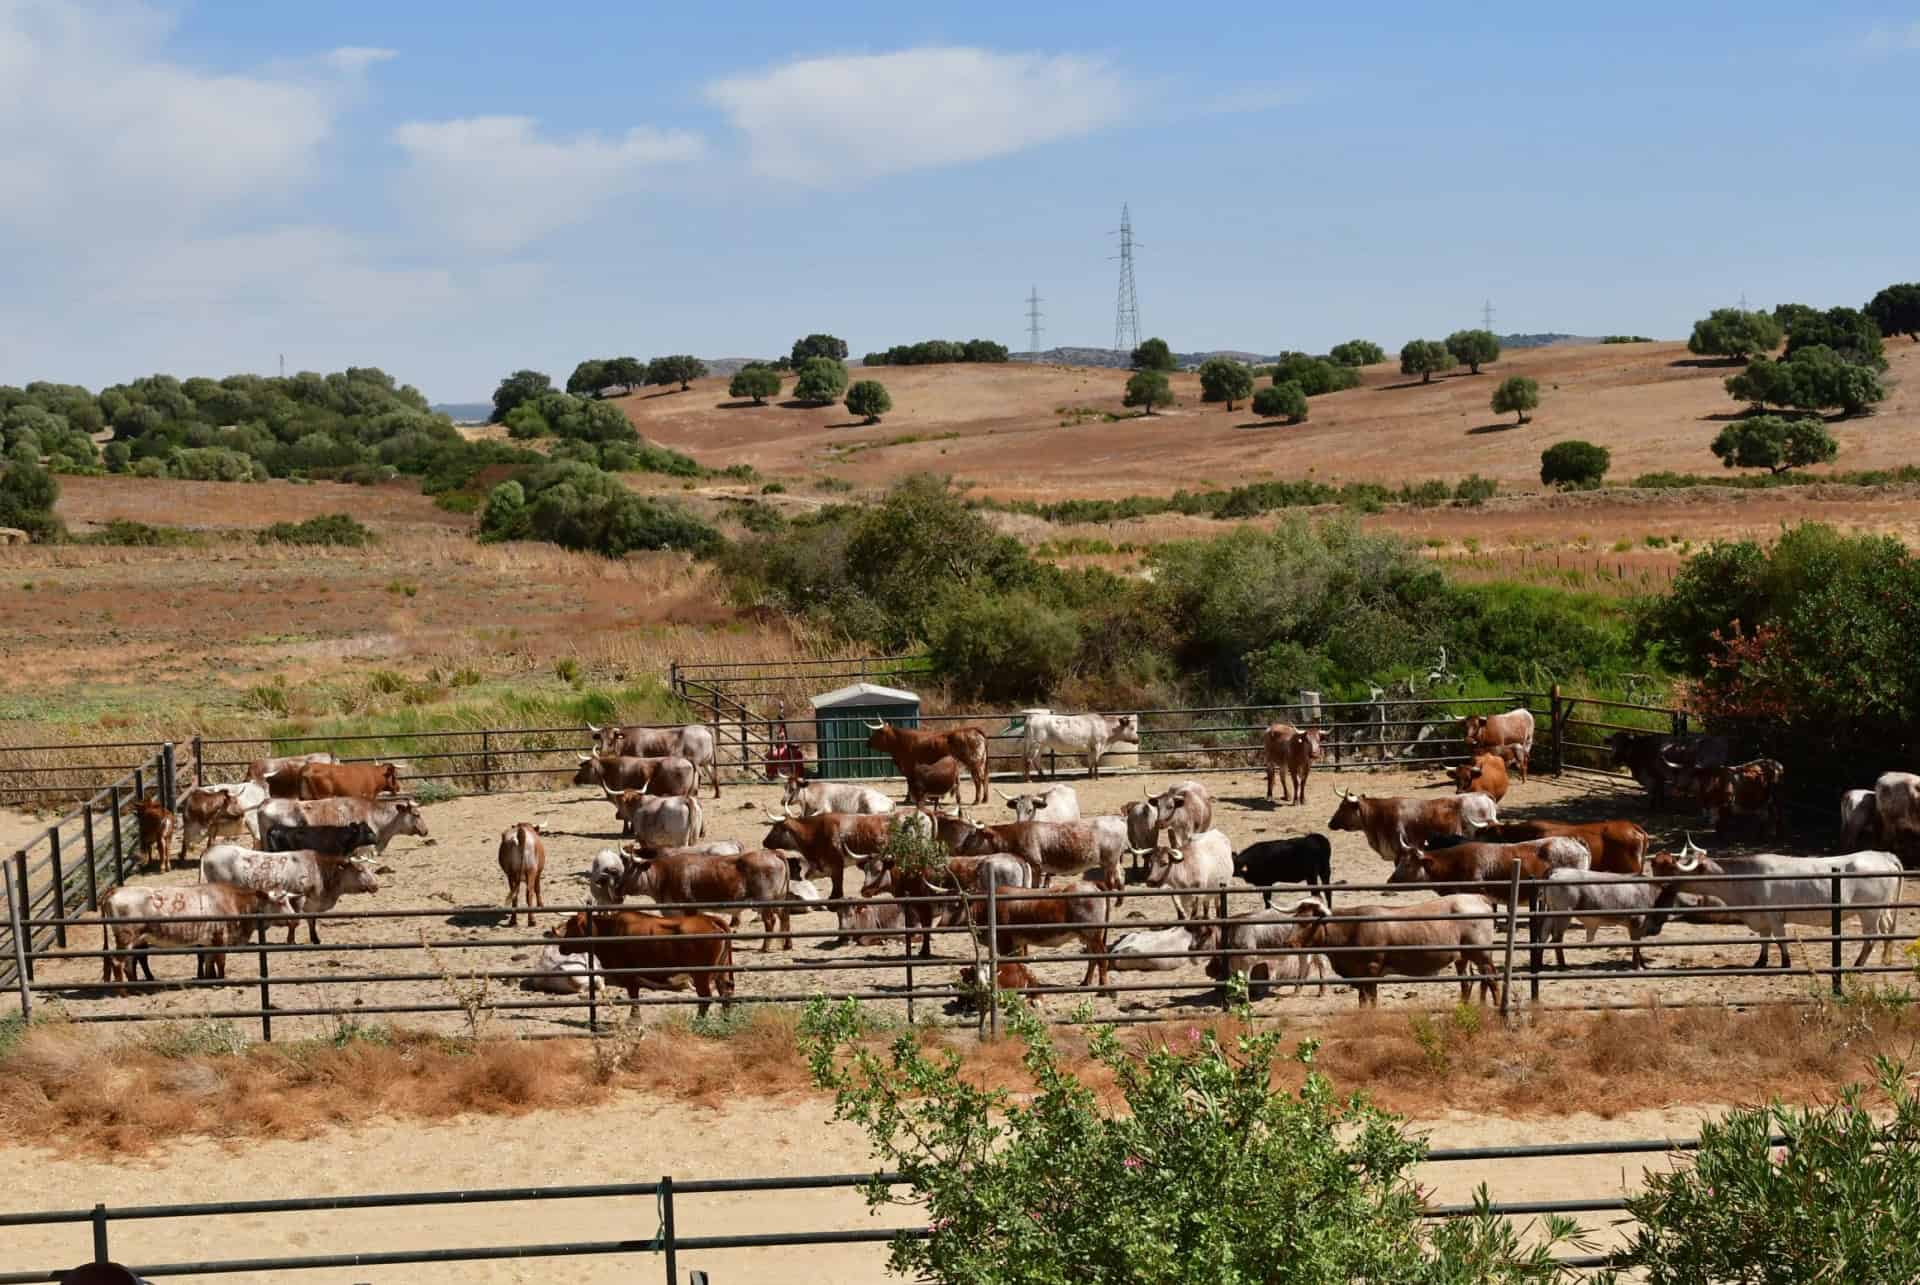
1377 378 1457 391
1467 422 1520 436
641 388 687 400
1670 357 1743 369
1232 420 1289 430
1701 410 1759 422
778 399 833 410
716 399 769 410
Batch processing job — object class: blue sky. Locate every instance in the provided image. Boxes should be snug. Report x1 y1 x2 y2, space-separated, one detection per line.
2 1 1916 401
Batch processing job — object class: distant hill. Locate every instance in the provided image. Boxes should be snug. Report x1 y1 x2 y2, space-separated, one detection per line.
432 402 491 423
1498 333 1600 350
1013 346 1279 370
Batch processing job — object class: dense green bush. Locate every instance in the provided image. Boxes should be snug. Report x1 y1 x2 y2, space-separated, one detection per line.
258 513 374 547
1686 307 1781 361
1196 358 1254 409
84 519 204 546
645 355 707 391
728 366 782 404
1726 346 1885 416
861 339 1008 365
1781 304 1886 369
845 380 893 424
926 589 1079 701
1129 337 1177 371
1445 329 1501 375
1250 383 1308 423
1490 376 1540 423
793 357 849 404
1540 440 1610 487
1866 282 1920 343
1272 352 1361 396
479 461 719 558
1329 339 1386 366
1710 416 1837 474
1399 339 1455 383
0 447 63 541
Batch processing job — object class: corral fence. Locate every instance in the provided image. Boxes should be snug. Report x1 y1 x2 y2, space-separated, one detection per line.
0 1132 1781 1282
6 868 1909 1040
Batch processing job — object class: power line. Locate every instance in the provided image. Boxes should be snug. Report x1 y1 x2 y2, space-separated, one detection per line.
1111 204 1141 358
1025 286 1044 359
1481 299 1495 331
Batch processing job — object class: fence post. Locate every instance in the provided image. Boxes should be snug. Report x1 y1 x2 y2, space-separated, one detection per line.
1550 684 1563 776
91 1203 109 1263
1832 873 1844 999
47 829 66 948
1527 882 1542 1004
133 764 145 806
985 882 1001 1042
161 742 176 809
481 730 493 794
192 735 204 787
109 785 125 885
903 923 915 1025
661 1174 678 1285
11 851 32 982
586 918 599 1035
1500 861 1521 1020
258 927 272 1042
5 859 31 1019
82 803 98 913
1218 888 1232 1014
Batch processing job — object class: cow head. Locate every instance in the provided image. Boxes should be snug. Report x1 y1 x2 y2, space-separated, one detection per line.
864 721 895 752
1000 789 1039 822
1328 790 1365 832
326 854 382 895
1463 715 1488 747
1452 762 1482 793
375 764 399 794
1388 854 1433 885
586 722 622 756
1297 727 1324 760
761 816 803 852
781 775 807 808
1110 714 1140 744
607 788 645 822
572 755 606 787
858 858 895 898
1136 845 1182 888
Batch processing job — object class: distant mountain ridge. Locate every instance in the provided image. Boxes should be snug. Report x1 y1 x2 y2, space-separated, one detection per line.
1013 346 1279 369
432 402 491 423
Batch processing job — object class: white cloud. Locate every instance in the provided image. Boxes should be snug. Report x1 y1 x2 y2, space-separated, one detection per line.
326 45 397 74
1862 20 1920 51
704 46 1132 184
390 115 704 251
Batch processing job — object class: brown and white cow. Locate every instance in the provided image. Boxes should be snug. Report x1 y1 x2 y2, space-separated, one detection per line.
1145 781 1214 846
99 883 293 989
297 761 401 800
966 881 1113 993
586 723 721 797
759 811 904 901
955 960 1046 1009
497 823 547 928
177 784 265 862
1452 752 1510 803
573 754 659 794
255 795 429 855
1233 894 1502 1007
610 847 793 950
1476 818 1649 875
866 721 991 805
200 844 384 943
1699 759 1786 838
133 796 174 870
954 819 1116 889
859 852 1032 957
1263 724 1324 806
250 752 338 798
1387 836 1589 898
1463 709 1535 780
1328 790 1498 867
552 909 734 1015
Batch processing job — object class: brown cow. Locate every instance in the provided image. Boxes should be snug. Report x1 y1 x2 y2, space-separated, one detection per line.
1263 724 1324 806
956 960 1045 1009
249 753 338 798
759 811 904 901
99 882 292 990
835 898 907 946
133 796 174 870
966 881 1113 993
1452 753 1510 803
1476 819 1649 875
866 721 990 805
860 852 1032 956
573 754 658 794
1232 895 1502 1007
616 846 794 950
552 909 735 1016
297 762 400 800
497 823 546 928
1328 790 1498 867
953 819 1115 888
1700 759 1786 838
1463 709 1535 780
1388 837 1590 898
906 756 963 809
177 786 253 862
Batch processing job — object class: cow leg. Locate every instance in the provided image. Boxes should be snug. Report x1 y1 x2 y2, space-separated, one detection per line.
1357 981 1377 1007
1265 759 1275 801
1455 957 1471 1003
781 906 793 952
532 870 544 923
1550 922 1568 969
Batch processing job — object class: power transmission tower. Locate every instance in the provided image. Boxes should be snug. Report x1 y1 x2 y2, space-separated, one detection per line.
1025 286 1044 360
1481 299 1495 331
1111 204 1141 359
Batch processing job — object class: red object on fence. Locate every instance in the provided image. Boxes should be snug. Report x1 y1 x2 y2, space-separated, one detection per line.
764 706 805 781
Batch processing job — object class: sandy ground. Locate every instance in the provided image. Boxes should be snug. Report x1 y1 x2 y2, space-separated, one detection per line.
12 766 1903 1037
0 1091 1727 1283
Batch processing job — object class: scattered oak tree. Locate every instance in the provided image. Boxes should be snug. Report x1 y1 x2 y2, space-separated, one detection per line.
790 334 850 366
728 366 782 406
1399 339 1455 383
1686 308 1782 362
565 359 608 397
0 445 63 541
1123 368 1174 415
1710 416 1838 474
1197 358 1255 410
1726 347 1885 417
1251 382 1308 424
1329 339 1386 366
793 357 850 405
489 369 552 423
1540 439 1609 487
1445 329 1501 375
1129 337 1177 372
845 380 893 425
1271 352 1359 396
1867 282 1920 342
1783 306 1886 369
1490 375 1540 424
646 355 707 392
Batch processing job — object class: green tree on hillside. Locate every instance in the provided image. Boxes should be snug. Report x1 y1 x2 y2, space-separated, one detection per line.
1445 329 1501 375
646 355 707 391
1867 283 1920 342
1197 358 1255 410
790 334 850 366
490 369 552 423
1782 306 1887 369
1271 352 1359 396
566 360 609 396
845 380 893 424
1490 375 1540 424
1399 340 1454 384
0 445 63 541
1711 416 1838 475
1123 369 1174 415
1129 337 1177 371
1727 347 1885 417
1686 308 1782 362
793 357 849 404
1329 339 1386 366
1540 440 1609 487
1251 382 1308 424
728 366 782 405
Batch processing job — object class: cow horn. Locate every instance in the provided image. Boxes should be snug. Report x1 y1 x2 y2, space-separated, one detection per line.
578 754 591 764
865 720 885 730
1127 846 1152 857
764 811 786 823
587 722 601 734
1675 854 1700 873
1169 849 1186 863
602 784 619 799
1143 785 1153 800
995 788 1012 801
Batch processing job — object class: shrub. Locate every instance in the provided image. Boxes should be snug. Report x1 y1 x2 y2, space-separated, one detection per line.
490 369 552 423
1128 337 1177 371
1782 305 1886 369
1686 308 1782 361
799 997 1592 1285
1710 416 1838 474
1329 339 1386 366
1490 375 1540 424
1123 369 1174 415
257 513 373 547
1399 339 1455 383
1727 347 1885 416
790 334 849 365
1540 440 1609 487
926 588 1079 702
1272 352 1360 396
0 448 63 542
1601 335 1654 343
482 460 720 558
1866 282 1920 343
1445 329 1501 374
1196 358 1254 409
845 380 893 424
793 357 849 404
728 367 782 405
1453 474 1498 505
85 519 201 547
1250 383 1308 423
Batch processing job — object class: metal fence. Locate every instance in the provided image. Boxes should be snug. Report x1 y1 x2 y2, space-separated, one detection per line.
7 868 1910 1040
1 744 176 989
0 1132 1777 1282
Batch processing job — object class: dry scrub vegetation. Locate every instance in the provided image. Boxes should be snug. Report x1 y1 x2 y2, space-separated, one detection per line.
4 995 1914 1159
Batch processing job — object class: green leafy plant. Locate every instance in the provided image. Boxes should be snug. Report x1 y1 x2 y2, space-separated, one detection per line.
1446 328 1502 375
258 513 374 547
793 357 850 405
729 366 782 405
1490 375 1540 424
1400 339 1456 383
1196 357 1255 410
1710 415 1838 474
845 380 893 424
1687 307 1782 361
1128 337 1177 371
1329 339 1386 366
1540 440 1610 488
1123 369 1174 415
1250 382 1308 424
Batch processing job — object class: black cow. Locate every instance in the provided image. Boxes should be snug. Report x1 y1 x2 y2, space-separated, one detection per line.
1231 834 1333 909
263 821 377 856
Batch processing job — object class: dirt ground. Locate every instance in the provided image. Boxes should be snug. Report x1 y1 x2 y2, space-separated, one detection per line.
0 1092 1726 1283
16 765 1905 1039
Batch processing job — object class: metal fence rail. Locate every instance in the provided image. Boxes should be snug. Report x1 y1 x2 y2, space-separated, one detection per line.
0 1133 1774 1282
9 868 1911 1039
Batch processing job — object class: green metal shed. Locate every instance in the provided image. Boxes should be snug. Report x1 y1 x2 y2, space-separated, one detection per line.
810 682 921 779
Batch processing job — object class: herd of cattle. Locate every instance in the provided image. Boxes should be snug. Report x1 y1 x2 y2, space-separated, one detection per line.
81 709 1920 1016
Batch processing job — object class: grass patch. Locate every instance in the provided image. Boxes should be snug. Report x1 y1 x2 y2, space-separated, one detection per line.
258 513 375 547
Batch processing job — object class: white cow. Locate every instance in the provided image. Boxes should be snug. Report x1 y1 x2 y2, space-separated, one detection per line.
1646 842 1903 968
255 796 428 855
781 778 895 817
526 941 603 995
1017 712 1139 781
999 785 1080 823
1538 868 1667 969
1136 829 1235 946
1841 789 1880 850
1210 904 1332 995
200 845 382 944
1109 923 1202 972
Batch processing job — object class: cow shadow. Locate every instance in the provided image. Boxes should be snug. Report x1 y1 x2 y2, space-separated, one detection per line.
446 907 511 928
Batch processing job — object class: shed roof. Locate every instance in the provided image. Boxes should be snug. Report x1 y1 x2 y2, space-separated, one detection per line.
810 682 921 710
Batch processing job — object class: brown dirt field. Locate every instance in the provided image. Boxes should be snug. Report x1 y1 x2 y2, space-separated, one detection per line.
620 341 1920 497
54 474 471 533
16 766 1909 1041
0 1093 1732 1283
